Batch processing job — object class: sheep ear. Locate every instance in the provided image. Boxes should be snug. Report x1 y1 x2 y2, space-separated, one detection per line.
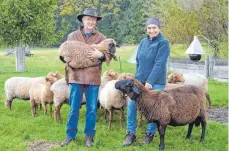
132 85 140 95
113 55 118 61
45 77 50 82
108 71 113 76
126 79 133 86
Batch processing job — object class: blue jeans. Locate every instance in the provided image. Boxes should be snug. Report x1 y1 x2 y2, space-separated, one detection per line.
66 83 99 138
127 84 165 134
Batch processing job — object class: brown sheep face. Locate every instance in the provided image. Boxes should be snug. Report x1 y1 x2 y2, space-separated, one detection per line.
167 72 185 83
46 72 63 84
105 39 118 61
102 69 119 80
117 73 134 80
115 79 140 100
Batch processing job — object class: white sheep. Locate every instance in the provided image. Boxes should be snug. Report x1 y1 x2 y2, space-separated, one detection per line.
168 72 211 108
99 73 134 129
4 72 62 111
29 72 62 117
50 69 119 120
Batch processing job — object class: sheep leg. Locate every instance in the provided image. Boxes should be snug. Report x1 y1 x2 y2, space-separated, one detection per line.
120 107 124 129
39 104 42 110
30 100 36 117
49 103 53 117
57 103 63 120
200 120 207 142
186 122 194 139
97 101 100 108
41 102 47 115
108 109 113 129
6 100 12 111
157 124 166 150
54 103 63 120
137 113 143 128
35 103 38 114
54 106 57 120
104 109 108 120
54 104 59 120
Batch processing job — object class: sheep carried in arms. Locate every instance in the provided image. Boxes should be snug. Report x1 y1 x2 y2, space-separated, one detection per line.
59 38 118 69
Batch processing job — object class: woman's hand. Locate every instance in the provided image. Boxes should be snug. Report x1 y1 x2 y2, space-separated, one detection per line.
145 83 152 89
87 48 104 59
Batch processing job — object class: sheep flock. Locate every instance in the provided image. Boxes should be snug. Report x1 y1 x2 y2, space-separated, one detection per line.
3 38 213 150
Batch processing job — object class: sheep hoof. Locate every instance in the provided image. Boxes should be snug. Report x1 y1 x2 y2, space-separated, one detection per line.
200 138 204 142
186 136 191 139
159 145 165 150
7 100 12 111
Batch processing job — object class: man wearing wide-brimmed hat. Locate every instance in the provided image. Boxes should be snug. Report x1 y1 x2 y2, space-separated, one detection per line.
61 7 107 147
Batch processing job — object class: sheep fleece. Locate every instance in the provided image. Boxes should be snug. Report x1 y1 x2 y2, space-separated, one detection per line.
134 81 206 126
5 77 44 100
59 41 101 69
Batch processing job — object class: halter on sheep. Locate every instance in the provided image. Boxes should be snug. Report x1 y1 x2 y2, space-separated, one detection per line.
115 78 207 150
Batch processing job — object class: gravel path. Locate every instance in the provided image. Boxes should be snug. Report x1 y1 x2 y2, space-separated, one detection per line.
207 107 228 125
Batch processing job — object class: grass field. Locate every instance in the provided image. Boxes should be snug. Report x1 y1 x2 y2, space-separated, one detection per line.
0 46 228 151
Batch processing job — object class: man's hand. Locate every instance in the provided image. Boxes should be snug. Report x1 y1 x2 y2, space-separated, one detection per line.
87 48 104 59
145 83 152 89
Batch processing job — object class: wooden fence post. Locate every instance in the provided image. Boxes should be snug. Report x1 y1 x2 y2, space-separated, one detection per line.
15 46 25 72
204 56 209 77
208 56 214 78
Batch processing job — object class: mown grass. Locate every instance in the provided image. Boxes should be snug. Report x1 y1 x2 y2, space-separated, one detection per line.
0 46 228 151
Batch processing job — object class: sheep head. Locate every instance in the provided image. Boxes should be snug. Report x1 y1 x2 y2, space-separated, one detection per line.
115 79 141 100
92 38 118 65
167 72 185 83
102 69 119 81
118 73 134 80
46 72 63 84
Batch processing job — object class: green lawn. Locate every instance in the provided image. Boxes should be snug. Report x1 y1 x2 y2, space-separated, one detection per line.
0 46 228 151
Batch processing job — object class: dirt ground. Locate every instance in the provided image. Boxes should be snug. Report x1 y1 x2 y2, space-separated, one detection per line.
207 107 228 125
28 140 58 151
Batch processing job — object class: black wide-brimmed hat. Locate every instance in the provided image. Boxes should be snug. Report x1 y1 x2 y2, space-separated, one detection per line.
77 8 102 22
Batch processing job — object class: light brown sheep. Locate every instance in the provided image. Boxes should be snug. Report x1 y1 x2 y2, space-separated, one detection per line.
29 72 62 117
115 78 207 150
59 38 118 69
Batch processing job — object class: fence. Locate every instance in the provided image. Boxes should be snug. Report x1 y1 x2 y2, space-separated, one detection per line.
168 57 228 81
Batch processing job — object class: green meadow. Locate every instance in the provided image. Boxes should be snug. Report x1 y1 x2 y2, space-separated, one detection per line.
0 45 228 151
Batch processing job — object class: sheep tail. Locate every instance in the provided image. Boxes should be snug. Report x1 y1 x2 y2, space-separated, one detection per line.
194 116 201 127
206 93 211 109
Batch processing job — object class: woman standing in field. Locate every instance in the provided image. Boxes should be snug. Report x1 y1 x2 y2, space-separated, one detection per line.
123 17 170 146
